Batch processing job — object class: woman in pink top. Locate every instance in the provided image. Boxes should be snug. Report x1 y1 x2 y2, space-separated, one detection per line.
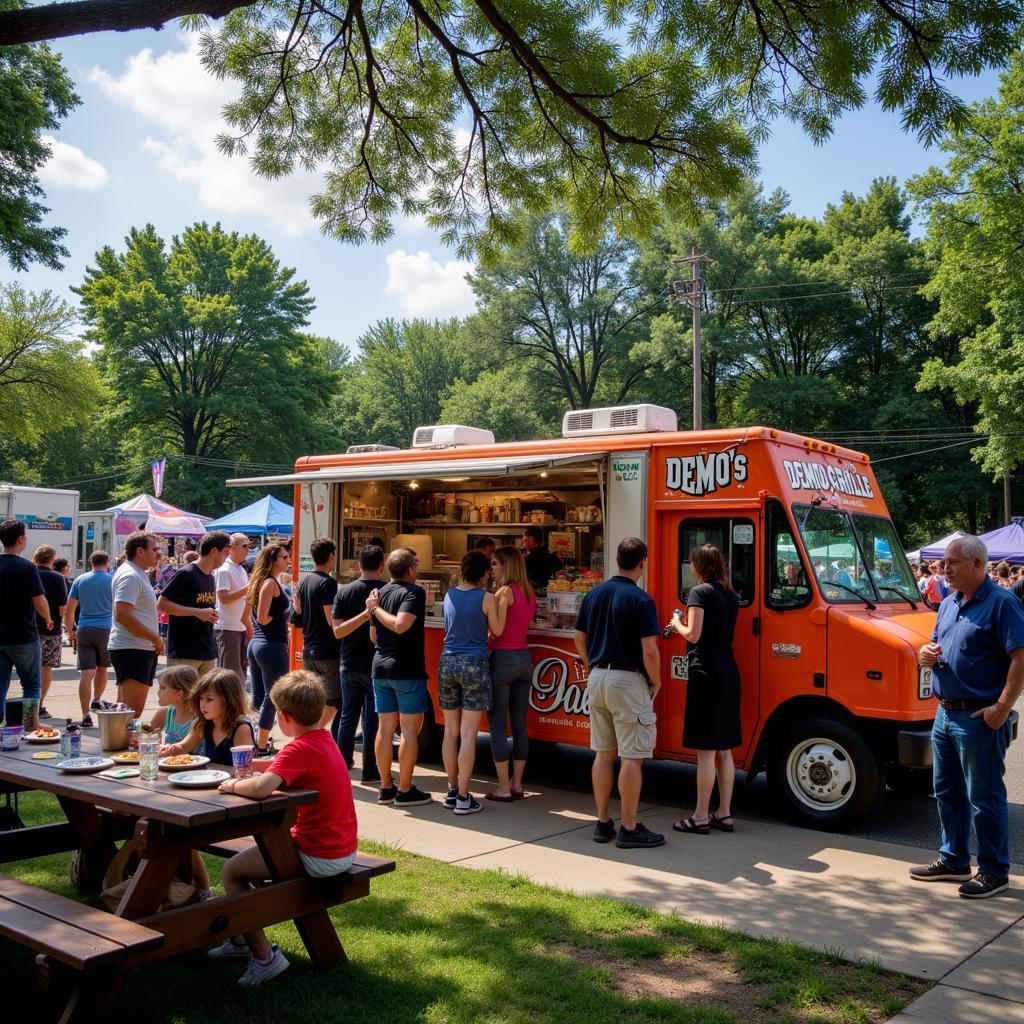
487 546 537 801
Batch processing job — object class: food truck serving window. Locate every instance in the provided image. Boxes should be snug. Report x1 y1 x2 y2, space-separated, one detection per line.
678 518 755 607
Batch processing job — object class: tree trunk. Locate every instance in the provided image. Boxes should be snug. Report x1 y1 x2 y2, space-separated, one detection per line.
0 0 256 47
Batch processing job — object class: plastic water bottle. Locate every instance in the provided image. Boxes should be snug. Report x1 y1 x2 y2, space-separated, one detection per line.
662 608 683 638
61 719 81 759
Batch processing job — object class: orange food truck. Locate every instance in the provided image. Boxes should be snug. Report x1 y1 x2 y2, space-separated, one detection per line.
230 404 938 829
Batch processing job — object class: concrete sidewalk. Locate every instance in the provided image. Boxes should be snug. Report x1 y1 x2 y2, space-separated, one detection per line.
28 661 1024 1021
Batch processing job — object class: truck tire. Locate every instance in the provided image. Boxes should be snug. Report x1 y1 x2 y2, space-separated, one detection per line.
887 765 934 798
767 717 884 831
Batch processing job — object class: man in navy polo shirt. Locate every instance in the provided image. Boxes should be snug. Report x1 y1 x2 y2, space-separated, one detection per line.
575 536 664 850
911 535 1024 899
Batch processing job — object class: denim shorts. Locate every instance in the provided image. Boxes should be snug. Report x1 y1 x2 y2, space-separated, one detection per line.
373 677 430 715
438 652 492 711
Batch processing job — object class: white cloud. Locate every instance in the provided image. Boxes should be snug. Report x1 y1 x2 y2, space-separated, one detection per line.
384 249 476 318
38 137 109 190
88 36 317 237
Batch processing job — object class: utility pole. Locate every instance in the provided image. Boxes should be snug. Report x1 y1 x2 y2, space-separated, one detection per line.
670 248 714 430
1004 471 1012 525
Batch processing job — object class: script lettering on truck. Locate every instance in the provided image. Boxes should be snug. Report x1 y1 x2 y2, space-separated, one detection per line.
781 459 875 500
529 646 590 728
665 451 748 496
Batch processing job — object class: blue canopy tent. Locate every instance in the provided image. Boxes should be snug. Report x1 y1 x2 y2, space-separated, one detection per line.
206 495 294 537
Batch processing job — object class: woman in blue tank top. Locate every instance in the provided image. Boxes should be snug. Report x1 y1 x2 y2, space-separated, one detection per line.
440 550 504 815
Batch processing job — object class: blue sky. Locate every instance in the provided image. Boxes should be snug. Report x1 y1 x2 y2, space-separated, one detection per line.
5 28 1006 349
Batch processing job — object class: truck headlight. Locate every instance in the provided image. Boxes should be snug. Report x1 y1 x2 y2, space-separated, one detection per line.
918 666 933 700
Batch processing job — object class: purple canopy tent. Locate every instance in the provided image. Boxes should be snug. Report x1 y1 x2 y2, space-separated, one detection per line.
977 517 1024 565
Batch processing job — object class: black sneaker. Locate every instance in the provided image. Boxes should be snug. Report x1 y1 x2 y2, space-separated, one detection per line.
443 785 459 809
909 859 972 883
38 706 51 719
615 822 665 849
394 785 433 807
593 818 616 844
80 714 94 728
377 785 398 805
90 700 103 711
959 872 1010 899
361 767 381 785
454 794 482 815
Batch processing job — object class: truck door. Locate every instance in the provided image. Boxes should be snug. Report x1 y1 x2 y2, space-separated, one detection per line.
760 498 829 703
657 507 761 765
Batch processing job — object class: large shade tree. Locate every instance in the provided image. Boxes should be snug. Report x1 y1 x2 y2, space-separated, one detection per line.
0 2 1019 259
76 221 338 509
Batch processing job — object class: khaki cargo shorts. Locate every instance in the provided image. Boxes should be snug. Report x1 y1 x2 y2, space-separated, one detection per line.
587 667 656 759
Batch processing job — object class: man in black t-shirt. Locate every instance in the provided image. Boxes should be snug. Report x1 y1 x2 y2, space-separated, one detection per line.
294 537 341 728
365 547 432 806
522 526 560 589
157 531 230 674
1014 575 1024 606
331 544 385 783
575 536 664 851
32 544 68 719
0 519 51 724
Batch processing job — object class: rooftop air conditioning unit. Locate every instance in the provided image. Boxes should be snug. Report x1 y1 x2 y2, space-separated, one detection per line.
345 444 401 454
562 404 678 437
411 424 496 449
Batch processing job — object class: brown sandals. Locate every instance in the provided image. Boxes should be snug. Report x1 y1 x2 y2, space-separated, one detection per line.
710 812 735 832
672 815 710 835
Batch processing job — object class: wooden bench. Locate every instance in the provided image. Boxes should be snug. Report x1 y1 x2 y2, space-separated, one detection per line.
0 871 165 1021
201 835 396 880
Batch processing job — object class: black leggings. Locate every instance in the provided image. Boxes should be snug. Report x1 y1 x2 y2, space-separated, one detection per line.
488 649 532 762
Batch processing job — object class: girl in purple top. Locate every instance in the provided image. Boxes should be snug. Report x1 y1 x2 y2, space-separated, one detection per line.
487 547 537 802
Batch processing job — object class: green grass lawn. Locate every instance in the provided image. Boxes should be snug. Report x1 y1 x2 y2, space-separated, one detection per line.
3 792 927 1024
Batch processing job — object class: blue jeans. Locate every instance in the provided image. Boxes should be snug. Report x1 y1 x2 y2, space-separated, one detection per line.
338 671 378 774
932 704 1012 878
0 641 42 722
247 638 289 732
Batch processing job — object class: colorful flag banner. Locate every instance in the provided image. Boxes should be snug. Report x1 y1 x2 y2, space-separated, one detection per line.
151 456 166 497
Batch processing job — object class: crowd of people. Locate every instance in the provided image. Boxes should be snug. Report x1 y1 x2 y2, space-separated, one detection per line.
5 514 1024 972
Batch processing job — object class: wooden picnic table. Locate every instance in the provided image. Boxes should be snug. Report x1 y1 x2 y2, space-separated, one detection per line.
0 735 392 1023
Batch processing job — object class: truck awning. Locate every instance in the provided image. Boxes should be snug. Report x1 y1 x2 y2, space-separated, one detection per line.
226 452 605 488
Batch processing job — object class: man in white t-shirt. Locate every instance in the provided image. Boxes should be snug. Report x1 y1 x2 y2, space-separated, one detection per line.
108 531 164 716
215 532 253 677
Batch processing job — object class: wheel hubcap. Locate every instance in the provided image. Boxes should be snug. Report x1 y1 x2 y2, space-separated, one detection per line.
786 738 856 810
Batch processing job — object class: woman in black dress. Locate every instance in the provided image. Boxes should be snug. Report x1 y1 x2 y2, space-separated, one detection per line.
668 544 741 834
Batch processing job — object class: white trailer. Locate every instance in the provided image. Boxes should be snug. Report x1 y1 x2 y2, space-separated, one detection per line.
0 484 80 567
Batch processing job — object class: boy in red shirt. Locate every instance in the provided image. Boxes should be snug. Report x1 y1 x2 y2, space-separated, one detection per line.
212 670 358 986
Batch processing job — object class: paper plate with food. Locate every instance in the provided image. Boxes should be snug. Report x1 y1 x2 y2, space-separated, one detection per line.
111 751 140 763
158 754 210 772
26 726 61 744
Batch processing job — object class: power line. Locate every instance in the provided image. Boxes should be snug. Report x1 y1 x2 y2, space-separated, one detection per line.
870 436 994 464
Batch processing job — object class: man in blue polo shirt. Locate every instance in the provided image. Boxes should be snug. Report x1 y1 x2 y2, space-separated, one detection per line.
575 536 663 850
911 535 1024 899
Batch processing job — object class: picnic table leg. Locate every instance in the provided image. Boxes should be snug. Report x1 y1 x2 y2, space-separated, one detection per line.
56 796 117 895
115 819 181 919
255 824 347 966
57 965 122 1024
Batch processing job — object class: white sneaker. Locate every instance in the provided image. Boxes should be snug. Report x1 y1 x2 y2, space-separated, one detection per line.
208 938 250 960
239 945 289 987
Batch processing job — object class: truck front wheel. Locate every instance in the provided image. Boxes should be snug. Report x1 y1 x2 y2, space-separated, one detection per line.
768 717 884 831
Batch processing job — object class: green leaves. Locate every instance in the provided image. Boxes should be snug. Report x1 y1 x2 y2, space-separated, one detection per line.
75 221 335 510
0 282 102 440
192 0 1021 253
909 51 1024 478
0 0 78 269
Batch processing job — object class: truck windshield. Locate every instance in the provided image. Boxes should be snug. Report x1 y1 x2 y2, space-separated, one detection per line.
794 505 916 605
